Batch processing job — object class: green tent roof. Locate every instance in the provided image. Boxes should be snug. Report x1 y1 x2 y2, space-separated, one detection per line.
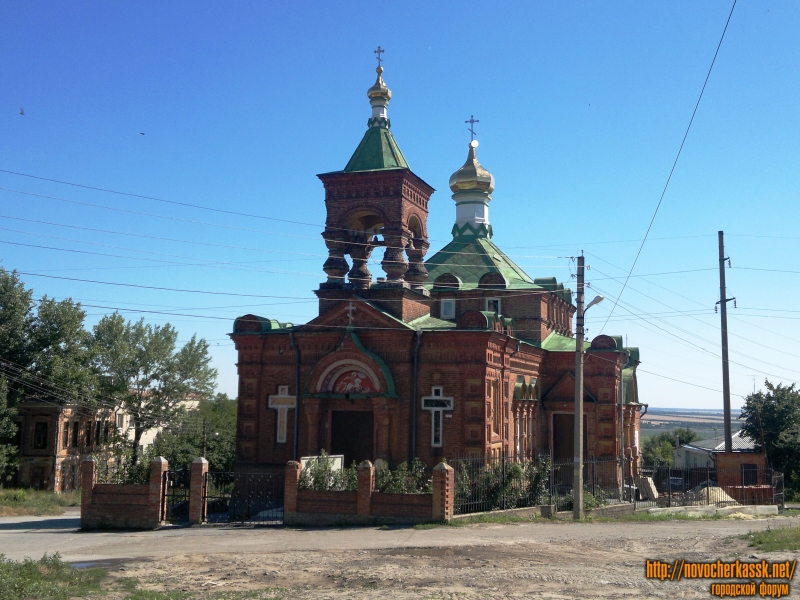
424 236 539 291
343 125 409 172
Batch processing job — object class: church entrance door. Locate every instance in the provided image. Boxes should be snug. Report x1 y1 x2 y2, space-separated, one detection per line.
552 413 588 461
330 411 374 466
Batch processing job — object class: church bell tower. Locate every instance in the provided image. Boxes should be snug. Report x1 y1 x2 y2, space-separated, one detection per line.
317 49 435 291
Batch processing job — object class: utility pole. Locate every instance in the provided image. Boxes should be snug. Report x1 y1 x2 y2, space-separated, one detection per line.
717 231 733 453
574 255 585 520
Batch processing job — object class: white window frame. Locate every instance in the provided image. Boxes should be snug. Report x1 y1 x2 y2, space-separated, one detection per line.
268 385 296 444
421 386 453 448
440 299 456 320
485 297 501 314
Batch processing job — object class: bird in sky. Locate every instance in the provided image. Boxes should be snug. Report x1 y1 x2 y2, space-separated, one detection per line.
140 132 145 135
19 108 24 116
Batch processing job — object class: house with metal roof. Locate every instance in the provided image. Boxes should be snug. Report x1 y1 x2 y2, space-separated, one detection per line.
674 430 758 469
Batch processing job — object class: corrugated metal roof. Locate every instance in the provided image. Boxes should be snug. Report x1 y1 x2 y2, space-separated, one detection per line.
683 429 757 452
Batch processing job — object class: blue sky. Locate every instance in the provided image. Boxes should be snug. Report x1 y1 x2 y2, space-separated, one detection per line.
1 1 799 408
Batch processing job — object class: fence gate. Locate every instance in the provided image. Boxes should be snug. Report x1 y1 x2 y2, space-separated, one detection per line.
203 471 284 524
164 468 191 524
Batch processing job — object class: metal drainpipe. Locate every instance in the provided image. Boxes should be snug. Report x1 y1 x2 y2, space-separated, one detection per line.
290 330 300 462
410 330 422 463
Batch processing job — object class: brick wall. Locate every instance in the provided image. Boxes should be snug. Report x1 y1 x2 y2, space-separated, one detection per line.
80 457 168 530
283 459 450 525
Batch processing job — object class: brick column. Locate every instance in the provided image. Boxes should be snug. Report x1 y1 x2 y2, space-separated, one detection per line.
304 400 322 454
284 461 302 515
357 460 374 517
432 461 454 522
189 457 208 525
147 456 169 528
80 457 96 530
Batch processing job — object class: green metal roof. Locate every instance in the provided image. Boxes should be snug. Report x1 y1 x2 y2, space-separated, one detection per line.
343 125 409 172
407 314 458 330
424 236 540 291
540 331 588 352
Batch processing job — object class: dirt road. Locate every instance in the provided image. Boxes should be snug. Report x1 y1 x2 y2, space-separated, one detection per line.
2 511 798 598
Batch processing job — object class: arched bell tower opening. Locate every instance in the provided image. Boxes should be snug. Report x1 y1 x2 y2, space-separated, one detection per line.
317 56 434 292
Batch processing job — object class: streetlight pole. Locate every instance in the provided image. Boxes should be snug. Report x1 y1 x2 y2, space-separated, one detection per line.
574 254 604 520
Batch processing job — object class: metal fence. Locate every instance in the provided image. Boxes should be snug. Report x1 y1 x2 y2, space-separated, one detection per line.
635 464 784 510
449 454 785 515
202 471 284 524
450 454 553 515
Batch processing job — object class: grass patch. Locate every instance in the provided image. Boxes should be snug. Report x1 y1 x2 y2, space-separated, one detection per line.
0 552 106 599
0 489 80 516
589 511 727 523
741 525 800 552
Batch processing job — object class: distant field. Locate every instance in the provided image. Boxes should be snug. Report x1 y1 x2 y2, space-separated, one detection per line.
640 408 742 441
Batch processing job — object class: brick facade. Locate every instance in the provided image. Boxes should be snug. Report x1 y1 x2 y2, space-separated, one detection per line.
13 402 119 491
230 65 643 474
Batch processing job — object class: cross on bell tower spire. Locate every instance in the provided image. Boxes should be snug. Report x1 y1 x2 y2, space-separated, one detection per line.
465 115 480 142
374 45 385 67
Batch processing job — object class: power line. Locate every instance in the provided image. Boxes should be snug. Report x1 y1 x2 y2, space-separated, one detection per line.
600 0 737 332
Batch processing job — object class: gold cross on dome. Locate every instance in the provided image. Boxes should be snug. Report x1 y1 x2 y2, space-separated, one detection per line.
465 115 480 141
345 302 357 325
374 46 385 67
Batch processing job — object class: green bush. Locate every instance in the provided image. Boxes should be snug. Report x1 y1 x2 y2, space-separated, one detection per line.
561 489 606 511
374 458 430 494
298 450 358 492
454 456 552 513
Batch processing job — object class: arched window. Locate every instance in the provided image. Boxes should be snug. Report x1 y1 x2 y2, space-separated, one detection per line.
478 273 506 290
433 273 460 290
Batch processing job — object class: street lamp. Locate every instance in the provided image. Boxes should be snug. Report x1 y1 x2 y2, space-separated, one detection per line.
574 252 604 520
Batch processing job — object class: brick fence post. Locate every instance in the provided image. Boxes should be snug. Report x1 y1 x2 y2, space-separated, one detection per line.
80 457 96 530
284 461 302 515
357 460 374 517
432 462 454 522
148 456 169 528
189 457 209 525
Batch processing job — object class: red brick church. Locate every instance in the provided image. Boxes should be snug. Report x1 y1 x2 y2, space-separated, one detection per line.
231 60 644 471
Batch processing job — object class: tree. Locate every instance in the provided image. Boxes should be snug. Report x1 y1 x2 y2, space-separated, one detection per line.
0 268 95 405
740 381 800 493
147 393 237 471
641 427 700 466
92 313 217 466
0 377 19 482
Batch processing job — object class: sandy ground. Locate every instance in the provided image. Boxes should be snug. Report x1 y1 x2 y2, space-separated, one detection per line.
2 510 798 599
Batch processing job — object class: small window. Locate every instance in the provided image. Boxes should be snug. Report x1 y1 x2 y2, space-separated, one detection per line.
85 422 92 446
62 422 70 448
34 422 48 449
278 385 289 395
421 386 453 448
116 414 125 429
432 411 442 447
71 422 79 448
486 298 501 314
440 299 455 320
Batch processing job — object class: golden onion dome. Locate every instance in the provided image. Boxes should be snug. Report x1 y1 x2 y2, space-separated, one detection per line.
367 66 392 102
449 140 495 194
